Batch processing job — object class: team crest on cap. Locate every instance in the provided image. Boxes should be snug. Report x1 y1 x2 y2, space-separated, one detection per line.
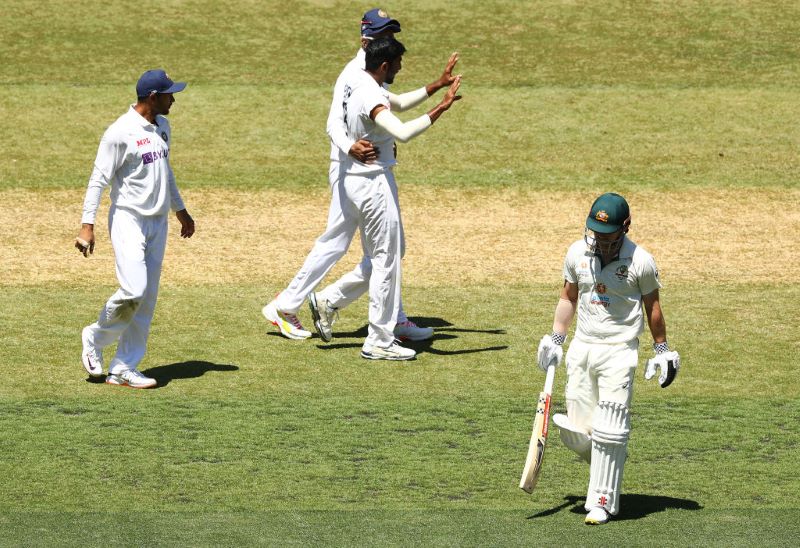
378 9 389 17
595 210 609 223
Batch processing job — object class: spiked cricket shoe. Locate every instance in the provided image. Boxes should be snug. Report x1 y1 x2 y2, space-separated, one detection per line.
308 292 338 343
262 301 311 340
105 369 157 389
81 327 104 377
361 342 416 361
394 320 433 341
585 507 610 525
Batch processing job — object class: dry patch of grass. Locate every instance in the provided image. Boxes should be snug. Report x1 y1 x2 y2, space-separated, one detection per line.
4 187 797 288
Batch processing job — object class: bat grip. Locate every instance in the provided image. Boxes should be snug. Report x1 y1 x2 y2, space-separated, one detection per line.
543 364 556 394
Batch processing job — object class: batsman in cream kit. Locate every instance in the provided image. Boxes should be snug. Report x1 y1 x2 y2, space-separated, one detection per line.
534 193 681 525
75 69 195 389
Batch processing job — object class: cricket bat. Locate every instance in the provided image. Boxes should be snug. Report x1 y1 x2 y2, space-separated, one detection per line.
519 363 556 493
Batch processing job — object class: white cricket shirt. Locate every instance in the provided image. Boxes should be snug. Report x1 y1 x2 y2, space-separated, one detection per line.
563 236 662 344
340 69 396 175
81 106 185 224
327 49 366 163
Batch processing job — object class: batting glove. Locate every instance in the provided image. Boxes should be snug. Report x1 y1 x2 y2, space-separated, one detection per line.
537 332 565 372
645 342 680 388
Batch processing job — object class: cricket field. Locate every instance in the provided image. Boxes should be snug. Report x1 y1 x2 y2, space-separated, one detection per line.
1 1 798 545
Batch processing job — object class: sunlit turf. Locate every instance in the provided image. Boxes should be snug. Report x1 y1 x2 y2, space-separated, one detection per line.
1 284 798 543
3 0 800 544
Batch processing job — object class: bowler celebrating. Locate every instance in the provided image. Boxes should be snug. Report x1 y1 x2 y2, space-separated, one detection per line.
75 69 195 388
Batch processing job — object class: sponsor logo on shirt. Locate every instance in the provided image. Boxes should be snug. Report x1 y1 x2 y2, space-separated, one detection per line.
142 148 169 165
590 283 610 307
136 138 151 147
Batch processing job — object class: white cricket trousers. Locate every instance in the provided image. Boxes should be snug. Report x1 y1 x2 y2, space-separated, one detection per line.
342 169 402 347
276 162 409 322
84 206 167 374
565 337 638 516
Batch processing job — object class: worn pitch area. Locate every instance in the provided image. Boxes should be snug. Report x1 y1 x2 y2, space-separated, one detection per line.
5 187 797 287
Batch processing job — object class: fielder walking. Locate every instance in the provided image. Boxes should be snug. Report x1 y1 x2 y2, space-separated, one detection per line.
536 192 680 524
263 8 459 345
76 69 195 388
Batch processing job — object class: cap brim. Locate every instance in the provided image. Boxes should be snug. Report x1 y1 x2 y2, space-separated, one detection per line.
162 82 187 93
586 216 621 234
363 21 401 36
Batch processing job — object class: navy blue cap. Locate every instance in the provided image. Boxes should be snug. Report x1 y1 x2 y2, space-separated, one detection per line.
136 69 187 98
361 8 401 37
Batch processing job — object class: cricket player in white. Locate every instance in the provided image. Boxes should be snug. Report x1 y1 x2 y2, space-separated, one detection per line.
536 193 681 525
263 9 459 345
268 36 461 360
75 69 195 389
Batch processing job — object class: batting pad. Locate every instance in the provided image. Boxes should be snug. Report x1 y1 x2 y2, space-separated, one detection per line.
553 413 591 463
585 401 630 516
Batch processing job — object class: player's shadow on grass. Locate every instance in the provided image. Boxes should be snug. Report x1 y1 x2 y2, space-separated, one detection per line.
407 316 507 336
141 361 239 388
527 494 702 520
317 317 507 355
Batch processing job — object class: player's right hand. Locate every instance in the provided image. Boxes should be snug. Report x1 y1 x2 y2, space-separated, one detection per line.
75 225 95 257
441 75 463 109
349 139 379 164
537 334 563 371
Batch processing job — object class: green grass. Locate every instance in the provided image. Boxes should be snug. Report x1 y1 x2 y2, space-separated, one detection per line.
1 285 799 543
2 0 800 544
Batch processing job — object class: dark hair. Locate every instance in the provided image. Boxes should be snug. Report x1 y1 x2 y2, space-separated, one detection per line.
365 37 406 71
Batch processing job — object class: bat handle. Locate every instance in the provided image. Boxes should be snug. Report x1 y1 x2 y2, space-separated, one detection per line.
543 364 556 393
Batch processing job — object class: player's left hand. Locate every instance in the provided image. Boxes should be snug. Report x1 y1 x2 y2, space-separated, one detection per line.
645 350 680 388
438 52 459 88
176 209 195 238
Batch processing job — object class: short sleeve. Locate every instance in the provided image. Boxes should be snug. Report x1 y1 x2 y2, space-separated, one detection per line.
638 252 663 296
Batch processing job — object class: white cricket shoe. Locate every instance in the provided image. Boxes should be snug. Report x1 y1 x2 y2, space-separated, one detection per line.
81 326 104 377
308 292 338 343
361 342 416 361
262 301 311 340
393 320 433 341
105 369 157 389
585 506 610 525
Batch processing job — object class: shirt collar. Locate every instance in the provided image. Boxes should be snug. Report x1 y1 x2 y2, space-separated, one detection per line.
127 105 158 128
